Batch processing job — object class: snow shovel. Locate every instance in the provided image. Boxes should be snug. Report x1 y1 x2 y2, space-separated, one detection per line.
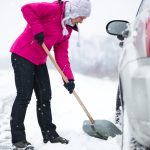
42 43 122 140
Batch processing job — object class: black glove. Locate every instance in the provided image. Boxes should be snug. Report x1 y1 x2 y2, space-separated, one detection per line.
64 80 75 94
34 32 44 45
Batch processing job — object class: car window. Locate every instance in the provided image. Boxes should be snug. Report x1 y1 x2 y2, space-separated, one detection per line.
136 0 150 16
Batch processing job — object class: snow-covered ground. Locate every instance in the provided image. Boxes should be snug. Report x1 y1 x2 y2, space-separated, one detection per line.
0 69 126 150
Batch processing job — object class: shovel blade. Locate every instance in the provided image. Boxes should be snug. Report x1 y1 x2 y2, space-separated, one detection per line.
83 120 122 140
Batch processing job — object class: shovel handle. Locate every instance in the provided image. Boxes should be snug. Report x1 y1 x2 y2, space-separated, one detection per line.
42 43 95 124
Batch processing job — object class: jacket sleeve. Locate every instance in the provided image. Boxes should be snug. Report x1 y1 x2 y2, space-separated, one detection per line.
21 2 52 36
54 39 74 80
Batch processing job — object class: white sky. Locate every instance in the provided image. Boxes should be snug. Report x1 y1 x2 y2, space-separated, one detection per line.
0 0 141 57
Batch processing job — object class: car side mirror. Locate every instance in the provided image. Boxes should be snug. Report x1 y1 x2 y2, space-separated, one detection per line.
106 20 130 41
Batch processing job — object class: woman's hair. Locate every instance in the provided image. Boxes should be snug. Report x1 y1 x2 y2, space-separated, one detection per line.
58 0 63 4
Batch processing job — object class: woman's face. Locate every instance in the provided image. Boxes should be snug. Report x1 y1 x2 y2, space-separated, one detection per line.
71 16 86 25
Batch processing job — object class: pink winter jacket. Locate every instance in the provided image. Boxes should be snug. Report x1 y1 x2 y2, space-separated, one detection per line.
10 1 74 80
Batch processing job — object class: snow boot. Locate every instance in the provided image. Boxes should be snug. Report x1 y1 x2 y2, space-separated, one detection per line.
44 136 69 144
43 131 69 144
130 138 150 150
12 140 34 150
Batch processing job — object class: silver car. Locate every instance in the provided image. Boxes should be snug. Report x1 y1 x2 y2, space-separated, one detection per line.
106 0 150 149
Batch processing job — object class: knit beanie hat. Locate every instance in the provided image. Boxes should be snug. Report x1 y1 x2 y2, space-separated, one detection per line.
69 0 91 19
61 0 91 46
62 0 91 35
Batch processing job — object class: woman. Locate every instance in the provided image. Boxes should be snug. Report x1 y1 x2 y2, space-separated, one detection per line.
10 0 91 149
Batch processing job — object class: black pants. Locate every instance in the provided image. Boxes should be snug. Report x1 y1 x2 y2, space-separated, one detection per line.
11 53 56 143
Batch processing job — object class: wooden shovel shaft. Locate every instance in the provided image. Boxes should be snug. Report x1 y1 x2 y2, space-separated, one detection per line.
72 90 95 124
42 43 95 124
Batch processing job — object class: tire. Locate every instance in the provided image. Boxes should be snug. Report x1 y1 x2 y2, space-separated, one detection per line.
130 137 150 150
115 84 124 126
